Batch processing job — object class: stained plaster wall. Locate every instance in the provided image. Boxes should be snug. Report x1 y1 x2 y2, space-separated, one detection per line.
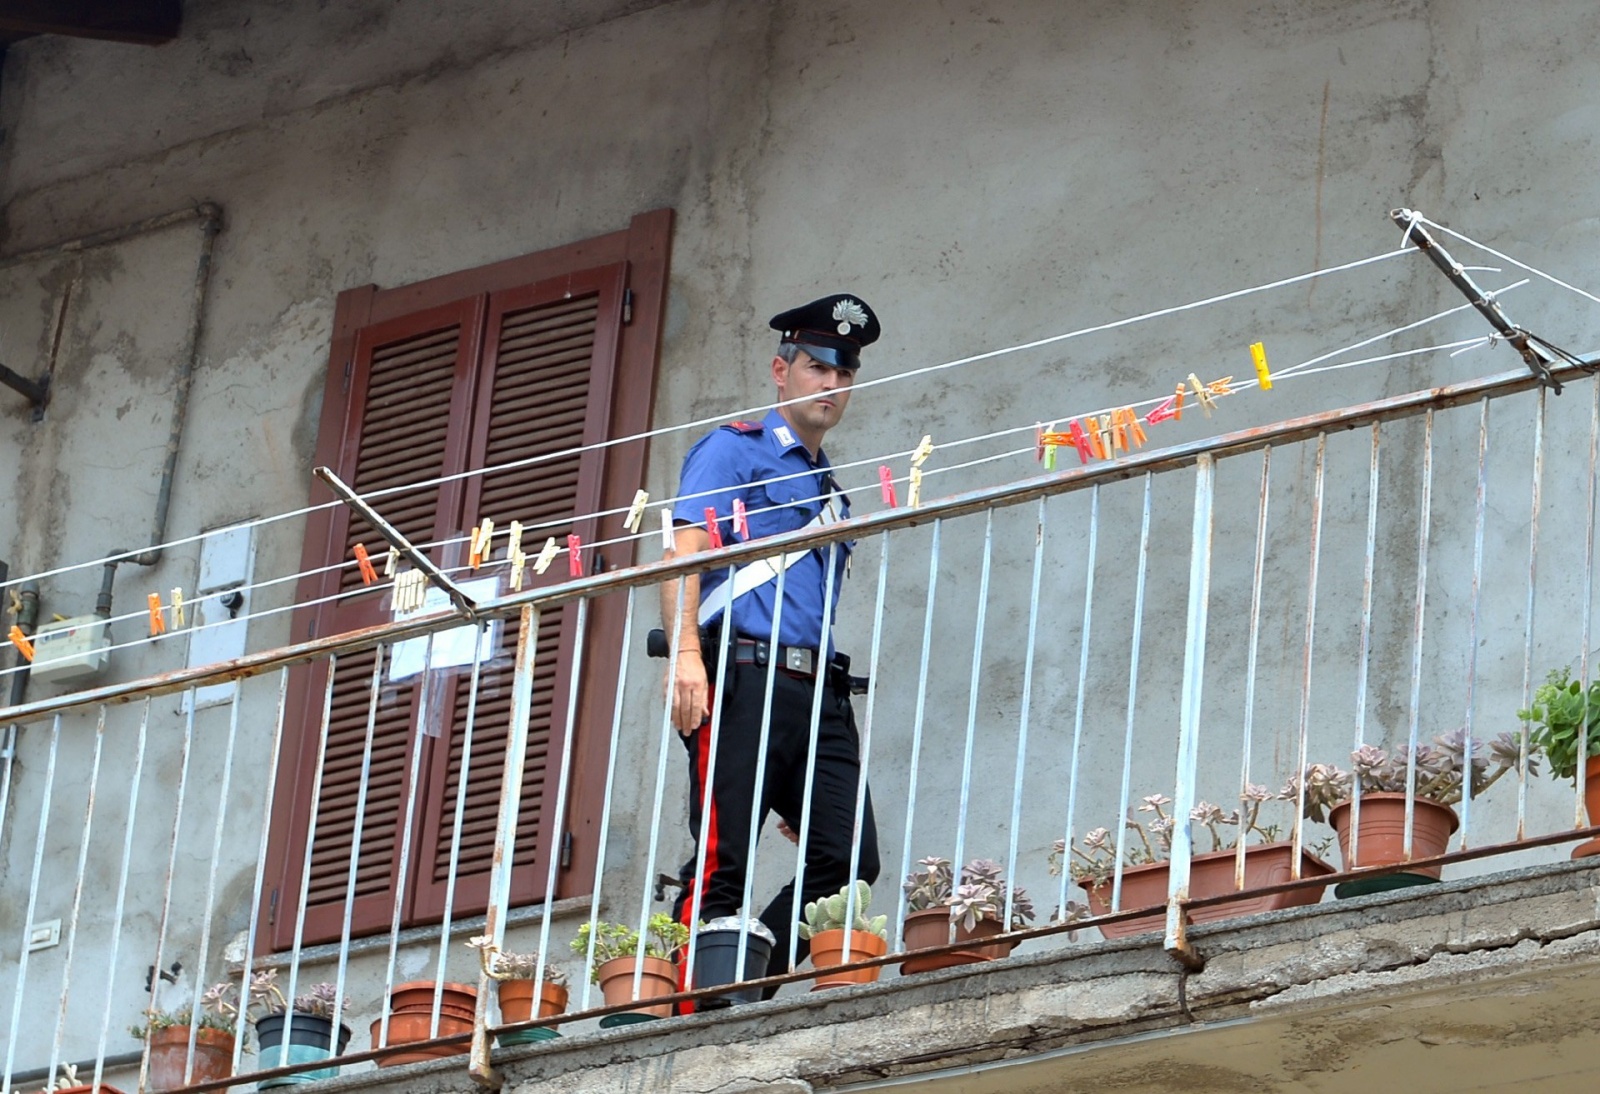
0 0 1598 1077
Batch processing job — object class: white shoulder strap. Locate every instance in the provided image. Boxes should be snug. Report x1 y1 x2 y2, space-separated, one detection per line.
697 493 840 627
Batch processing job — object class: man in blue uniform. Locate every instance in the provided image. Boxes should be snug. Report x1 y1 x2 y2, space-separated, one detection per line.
661 294 883 999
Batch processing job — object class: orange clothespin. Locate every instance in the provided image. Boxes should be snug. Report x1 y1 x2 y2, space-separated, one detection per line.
534 537 559 575
384 547 398 578
625 490 650 533
1110 413 1127 452
1084 416 1106 459
704 507 723 549
908 467 924 508
879 466 897 507
7 624 34 662
170 588 186 628
1188 373 1216 416
911 435 934 468
567 534 584 577
469 518 495 569
732 498 749 538
354 543 378 586
660 509 675 551
1250 342 1272 390
1172 383 1185 421
148 593 167 636
1113 407 1147 448
1206 375 1234 399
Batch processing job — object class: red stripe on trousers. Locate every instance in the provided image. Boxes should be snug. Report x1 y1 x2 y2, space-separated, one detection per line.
678 695 720 1007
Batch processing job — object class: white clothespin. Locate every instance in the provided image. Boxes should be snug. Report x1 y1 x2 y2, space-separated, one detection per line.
625 490 650 533
533 537 559 575
660 508 675 551
911 434 934 468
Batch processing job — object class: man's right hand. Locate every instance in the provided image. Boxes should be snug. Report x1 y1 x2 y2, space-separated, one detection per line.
667 651 710 736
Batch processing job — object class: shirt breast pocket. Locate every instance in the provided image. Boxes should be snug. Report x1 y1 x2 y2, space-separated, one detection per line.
757 475 819 530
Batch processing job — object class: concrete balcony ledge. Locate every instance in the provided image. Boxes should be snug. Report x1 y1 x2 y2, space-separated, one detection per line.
332 859 1600 1094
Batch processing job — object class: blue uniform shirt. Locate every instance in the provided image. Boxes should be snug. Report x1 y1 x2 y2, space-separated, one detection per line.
673 408 852 651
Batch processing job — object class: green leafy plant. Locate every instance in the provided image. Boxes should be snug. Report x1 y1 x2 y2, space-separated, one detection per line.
569 914 688 984
1284 730 1535 823
1520 666 1600 782
797 880 889 940
902 857 1035 931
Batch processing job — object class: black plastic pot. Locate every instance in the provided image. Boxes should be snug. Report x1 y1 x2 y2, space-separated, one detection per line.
692 928 772 1008
254 1013 353 1088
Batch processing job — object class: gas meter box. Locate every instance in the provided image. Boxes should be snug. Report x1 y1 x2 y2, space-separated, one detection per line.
30 615 111 684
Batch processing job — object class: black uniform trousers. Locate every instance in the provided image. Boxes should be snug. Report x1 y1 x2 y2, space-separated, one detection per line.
673 651 880 995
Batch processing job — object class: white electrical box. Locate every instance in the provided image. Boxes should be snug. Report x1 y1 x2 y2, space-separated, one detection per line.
30 615 111 684
184 523 257 711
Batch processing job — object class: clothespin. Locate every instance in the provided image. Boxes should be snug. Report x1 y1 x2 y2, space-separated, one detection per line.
879 466 898 507
384 547 399 578
1043 440 1057 471
625 490 650 534
1067 419 1093 463
1250 342 1272 390
394 569 425 613
1188 373 1216 416
1035 423 1046 463
509 543 527 591
1084 416 1106 459
1110 413 1127 452
1206 375 1234 399
148 593 167 637
908 467 924 508
703 507 723 549
660 508 675 551
469 518 495 569
911 435 934 468
567 534 584 578
1113 407 1147 448
732 498 749 538
506 521 523 566
354 544 378 586
170 588 186 628
1145 395 1176 425
1173 383 1185 421
7 624 34 663
534 536 559 575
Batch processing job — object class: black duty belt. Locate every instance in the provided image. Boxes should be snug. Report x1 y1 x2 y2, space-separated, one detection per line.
644 627 869 693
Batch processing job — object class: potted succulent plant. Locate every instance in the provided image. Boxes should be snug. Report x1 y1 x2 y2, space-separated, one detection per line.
1521 665 1600 858
899 857 1035 974
1055 787 1335 938
251 972 352 1087
370 981 476 1067
130 979 244 1092
570 914 687 1025
466 935 569 1046
1287 729 1531 894
798 880 890 990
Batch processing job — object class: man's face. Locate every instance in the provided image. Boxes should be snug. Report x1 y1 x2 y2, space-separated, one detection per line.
774 349 854 434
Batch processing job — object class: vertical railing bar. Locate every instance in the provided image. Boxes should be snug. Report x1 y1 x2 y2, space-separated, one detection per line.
1003 501 1048 931
1237 448 1272 890
186 684 241 1083
531 602 588 1009
470 605 539 1083
93 699 152 1092
434 623 490 1021
579 587 636 1012
683 567 736 991
1290 435 1327 880
140 700 193 1094
1402 411 1436 858
1462 398 1491 847
632 584 685 994
1111 478 1153 911
842 531 893 960
48 707 104 1088
1167 455 1216 956
285 654 341 1047
788 541 842 974
1057 487 1099 919
894 519 942 948
383 636 435 1040
1351 423 1382 864
2 715 61 1094
1577 378 1600 833
732 562 788 981
327 649 382 1056
949 511 993 904
237 668 292 1076
1519 388 1545 836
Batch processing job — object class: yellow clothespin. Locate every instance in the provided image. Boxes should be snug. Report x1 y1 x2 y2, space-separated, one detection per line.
469 518 495 569
533 536 559 576
911 435 934 468
384 547 398 578
170 588 186 628
7 624 34 662
625 489 650 533
148 593 167 636
1207 375 1234 398
505 521 523 565
1250 342 1272 390
1188 373 1216 417
908 467 924 508
1113 407 1147 448
509 544 527 591
660 508 675 551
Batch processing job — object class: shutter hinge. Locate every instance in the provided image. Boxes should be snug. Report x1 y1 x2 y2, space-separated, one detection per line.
268 887 278 926
342 358 352 392
560 831 573 869
622 289 634 325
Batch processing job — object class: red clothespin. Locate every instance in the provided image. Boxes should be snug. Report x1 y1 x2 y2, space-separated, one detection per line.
625 490 650 533
1084 416 1106 459
703 507 723 549
1145 395 1176 425
879 466 898 507
567 534 583 577
1188 373 1216 417
732 498 749 538
7 624 34 663
148 593 167 636
1250 342 1272 390
354 543 378 585
1066 419 1093 463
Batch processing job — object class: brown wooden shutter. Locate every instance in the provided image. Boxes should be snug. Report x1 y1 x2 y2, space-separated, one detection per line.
408 262 628 921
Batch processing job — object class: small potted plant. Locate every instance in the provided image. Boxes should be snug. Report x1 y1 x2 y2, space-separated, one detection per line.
1521 665 1600 858
38 1062 125 1094
1055 787 1335 938
1287 729 1531 894
570 914 687 1025
251 971 352 1087
370 980 476 1067
130 980 242 1092
899 857 1034 974
467 935 568 1045
798 880 890 990
688 915 776 1009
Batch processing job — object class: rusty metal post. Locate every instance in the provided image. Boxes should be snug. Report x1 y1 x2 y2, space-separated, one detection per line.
470 604 540 1087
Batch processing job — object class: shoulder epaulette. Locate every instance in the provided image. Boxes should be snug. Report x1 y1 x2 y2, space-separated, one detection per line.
722 420 764 434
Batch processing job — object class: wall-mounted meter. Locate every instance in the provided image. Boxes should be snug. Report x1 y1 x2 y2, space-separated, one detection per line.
30 615 111 684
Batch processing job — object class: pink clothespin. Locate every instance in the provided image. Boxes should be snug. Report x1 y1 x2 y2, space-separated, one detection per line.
567 534 583 577
1067 419 1093 463
704 507 723 549
732 498 749 538
1145 395 1177 425
879 466 897 507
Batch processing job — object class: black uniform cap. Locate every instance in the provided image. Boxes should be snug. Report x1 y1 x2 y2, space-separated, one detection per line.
769 293 881 372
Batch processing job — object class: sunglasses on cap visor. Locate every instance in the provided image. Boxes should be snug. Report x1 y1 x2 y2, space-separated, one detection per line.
787 342 860 371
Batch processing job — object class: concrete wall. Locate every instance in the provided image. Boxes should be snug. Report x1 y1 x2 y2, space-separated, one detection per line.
1 0 1599 1076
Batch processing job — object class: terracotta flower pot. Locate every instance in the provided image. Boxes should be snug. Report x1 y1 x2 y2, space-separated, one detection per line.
1077 841 1336 938
371 982 477 1067
1574 755 1600 859
146 1026 235 1093
806 928 888 990
596 955 679 1019
386 981 478 1021
899 908 1016 974
496 978 569 1024
1327 792 1459 878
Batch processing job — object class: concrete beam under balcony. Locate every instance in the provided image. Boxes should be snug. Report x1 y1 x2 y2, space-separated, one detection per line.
334 859 1600 1094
